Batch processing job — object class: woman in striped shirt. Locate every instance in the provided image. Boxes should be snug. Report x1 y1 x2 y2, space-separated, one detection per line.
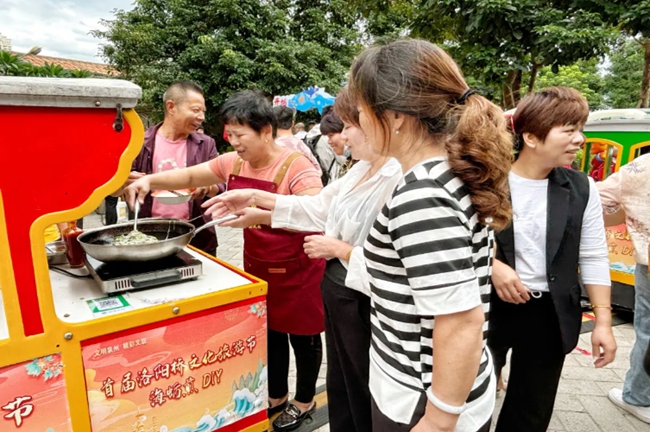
348 39 513 432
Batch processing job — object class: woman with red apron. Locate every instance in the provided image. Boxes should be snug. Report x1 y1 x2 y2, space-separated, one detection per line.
126 90 325 431
227 154 326 430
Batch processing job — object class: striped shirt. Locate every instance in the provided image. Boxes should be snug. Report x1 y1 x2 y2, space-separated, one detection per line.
364 158 495 430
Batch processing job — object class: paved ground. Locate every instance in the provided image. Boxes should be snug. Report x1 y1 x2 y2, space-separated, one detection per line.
84 214 650 432
211 225 650 432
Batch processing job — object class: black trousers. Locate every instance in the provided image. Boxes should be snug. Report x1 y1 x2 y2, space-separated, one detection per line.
268 329 322 403
322 275 372 432
488 293 566 432
371 395 491 432
104 196 118 225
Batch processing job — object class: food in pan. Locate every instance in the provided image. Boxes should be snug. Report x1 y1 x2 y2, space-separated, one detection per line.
113 230 159 246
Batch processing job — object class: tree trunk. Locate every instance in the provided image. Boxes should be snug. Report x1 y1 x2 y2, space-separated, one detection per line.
513 70 523 103
502 70 522 110
528 62 540 94
638 41 650 108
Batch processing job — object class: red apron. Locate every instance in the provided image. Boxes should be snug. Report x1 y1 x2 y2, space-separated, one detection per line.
228 152 325 335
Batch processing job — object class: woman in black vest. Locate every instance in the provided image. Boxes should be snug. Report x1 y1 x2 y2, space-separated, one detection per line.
487 87 617 431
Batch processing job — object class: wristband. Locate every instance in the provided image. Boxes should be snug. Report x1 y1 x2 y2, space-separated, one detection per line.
425 387 467 415
344 247 353 262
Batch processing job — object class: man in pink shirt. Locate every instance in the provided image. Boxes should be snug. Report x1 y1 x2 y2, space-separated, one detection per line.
113 80 221 255
273 106 322 175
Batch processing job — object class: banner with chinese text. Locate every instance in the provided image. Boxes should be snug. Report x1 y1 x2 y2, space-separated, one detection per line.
0 354 71 431
81 298 267 432
606 224 635 276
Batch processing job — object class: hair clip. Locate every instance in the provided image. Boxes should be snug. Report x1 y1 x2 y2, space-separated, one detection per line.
508 115 515 133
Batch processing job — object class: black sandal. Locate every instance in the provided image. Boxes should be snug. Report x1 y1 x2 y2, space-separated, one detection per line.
268 399 288 417
272 402 316 431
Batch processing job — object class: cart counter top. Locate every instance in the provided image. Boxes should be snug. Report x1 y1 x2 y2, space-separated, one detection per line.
49 248 253 324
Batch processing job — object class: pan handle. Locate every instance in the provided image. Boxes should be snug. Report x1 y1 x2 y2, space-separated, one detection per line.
193 215 239 235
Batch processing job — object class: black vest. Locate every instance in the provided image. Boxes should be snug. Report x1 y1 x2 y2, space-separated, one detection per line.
492 167 590 354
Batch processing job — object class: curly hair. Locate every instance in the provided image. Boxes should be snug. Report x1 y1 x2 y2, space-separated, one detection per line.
348 39 513 230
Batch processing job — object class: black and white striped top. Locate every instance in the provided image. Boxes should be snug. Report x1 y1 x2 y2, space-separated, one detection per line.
364 158 495 429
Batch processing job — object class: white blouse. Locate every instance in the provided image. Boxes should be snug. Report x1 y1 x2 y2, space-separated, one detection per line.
272 158 402 295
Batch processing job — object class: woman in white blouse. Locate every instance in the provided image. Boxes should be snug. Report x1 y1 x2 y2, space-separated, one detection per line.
204 87 402 432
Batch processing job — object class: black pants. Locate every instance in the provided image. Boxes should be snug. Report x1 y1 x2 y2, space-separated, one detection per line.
105 196 118 225
322 275 372 432
488 293 566 432
371 395 491 432
268 329 322 403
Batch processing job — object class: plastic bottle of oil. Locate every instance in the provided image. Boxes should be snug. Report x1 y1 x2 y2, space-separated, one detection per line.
116 199 128 223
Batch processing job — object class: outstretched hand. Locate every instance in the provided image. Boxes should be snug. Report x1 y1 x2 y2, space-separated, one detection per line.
202 189 256 219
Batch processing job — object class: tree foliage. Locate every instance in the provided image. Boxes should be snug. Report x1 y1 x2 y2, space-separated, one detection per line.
575 0 650 107
412 0 616 108
351 0 417 40
605 40 645 108
535 59 605 110
87 0 650 115
92 0 362 128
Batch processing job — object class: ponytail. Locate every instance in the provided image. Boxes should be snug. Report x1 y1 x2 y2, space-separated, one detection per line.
447 95 513 231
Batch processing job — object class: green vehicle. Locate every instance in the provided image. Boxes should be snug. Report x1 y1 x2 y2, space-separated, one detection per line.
580 109 650 310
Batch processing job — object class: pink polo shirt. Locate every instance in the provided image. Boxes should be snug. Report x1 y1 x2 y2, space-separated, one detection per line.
151 133 190 220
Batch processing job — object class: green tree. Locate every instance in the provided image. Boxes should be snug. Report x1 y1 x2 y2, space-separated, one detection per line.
604 40 645 108
617 0 650 107
534 59 606 110
92 0 361 129
351 0 418 40
574 0 650 107
413 0 616 108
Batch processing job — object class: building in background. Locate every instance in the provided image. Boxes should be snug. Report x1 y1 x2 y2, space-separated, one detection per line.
0 32 114 76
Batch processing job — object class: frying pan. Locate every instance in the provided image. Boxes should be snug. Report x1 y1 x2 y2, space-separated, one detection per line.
77 215 237 262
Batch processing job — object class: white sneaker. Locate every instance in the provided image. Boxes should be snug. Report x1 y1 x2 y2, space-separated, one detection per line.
608 388 650 424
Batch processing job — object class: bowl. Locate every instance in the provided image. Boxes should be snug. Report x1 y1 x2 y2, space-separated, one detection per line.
152 189 192 205
46 241 68 265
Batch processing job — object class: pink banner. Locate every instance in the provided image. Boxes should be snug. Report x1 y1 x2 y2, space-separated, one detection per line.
81 298 268 432
0 354 71 431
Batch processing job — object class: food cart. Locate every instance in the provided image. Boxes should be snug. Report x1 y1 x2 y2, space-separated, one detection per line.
0 77 269 432
580 108 650 310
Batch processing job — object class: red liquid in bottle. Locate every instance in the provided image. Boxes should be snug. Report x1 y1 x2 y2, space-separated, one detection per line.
62 220 85 268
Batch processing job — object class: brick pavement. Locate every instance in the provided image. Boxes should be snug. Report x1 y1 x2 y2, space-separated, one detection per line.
82 215 650 432
210 225 650 432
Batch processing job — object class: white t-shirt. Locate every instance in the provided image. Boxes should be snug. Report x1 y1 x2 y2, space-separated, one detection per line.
509 171 610 291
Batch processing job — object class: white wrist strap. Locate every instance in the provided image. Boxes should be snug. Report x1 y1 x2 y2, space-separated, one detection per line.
426 387 467 415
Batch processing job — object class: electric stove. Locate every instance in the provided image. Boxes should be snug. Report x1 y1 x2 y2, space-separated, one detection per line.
85 250 203 294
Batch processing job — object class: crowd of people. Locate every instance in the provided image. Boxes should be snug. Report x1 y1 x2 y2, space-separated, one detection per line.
114 38 650 432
